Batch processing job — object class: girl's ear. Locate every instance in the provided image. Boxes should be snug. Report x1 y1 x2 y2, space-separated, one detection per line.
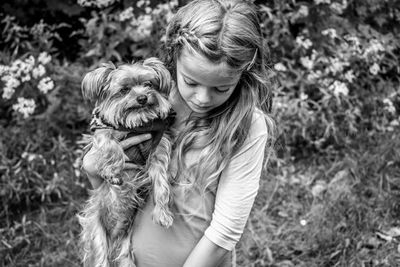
143 57 173 95
81 62 116 102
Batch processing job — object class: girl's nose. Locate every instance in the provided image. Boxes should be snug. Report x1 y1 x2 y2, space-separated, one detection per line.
196 87 211 104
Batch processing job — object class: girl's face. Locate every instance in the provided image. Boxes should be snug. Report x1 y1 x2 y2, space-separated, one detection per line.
175 47 241 115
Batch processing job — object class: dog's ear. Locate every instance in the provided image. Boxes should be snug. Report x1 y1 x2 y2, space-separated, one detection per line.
81 62 116 102
142 57 173 95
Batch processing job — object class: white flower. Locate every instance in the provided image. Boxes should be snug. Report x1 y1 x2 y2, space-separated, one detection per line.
9 56 35 79
330 0 347 14
390 119 399 127
136 0 146 7
78 0 116 8
363 39 385 59
300 56 314 69
119 7 134 21
2 86 15 99
307 70 322 82
321 28 337 39
296 36 313 50
383 98 396 114
314 0 330 4
369 63 380 75
274 62 287 72
300 92 308 101
2 75 21 89
131 14 153 42
344 35 362 54
38 52 51 65
0 65 10 76
298 5 309 17
329 80 349 96
21 74 31 82
12 97 36 118
32 64 46 79
328 57 349 75
344 70 355 83
38 77 54 94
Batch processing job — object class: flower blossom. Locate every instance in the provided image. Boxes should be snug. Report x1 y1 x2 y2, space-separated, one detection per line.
369 63 380 75
32 64 46 79
12 97 36 118
330 0 348 14
363 39 385 59
314 0 331 4
329 81 349 96
298 5 309 18
78 0 116 8
300 56 314 70
130 14 153 42
296 36 313 50
383 98 396 114
307 70 322 82
274 62 287 72
38 77 55 94
344 70 355 83
321 28 338 39
328 57 349 75
119 7 134 21
38 52 51 65
1 75 20 99
9 56 35 80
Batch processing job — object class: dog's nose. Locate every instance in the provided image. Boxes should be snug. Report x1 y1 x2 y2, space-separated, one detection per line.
136 95 148 105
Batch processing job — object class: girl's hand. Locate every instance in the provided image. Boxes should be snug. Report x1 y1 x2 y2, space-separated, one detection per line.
82 133 152 189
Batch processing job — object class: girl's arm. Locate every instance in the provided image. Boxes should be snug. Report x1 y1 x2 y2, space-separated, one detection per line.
183 236 228 267
82 133 152 189
184 112 269 266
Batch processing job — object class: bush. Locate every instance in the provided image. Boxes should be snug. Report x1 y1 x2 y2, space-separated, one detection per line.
260 0 400 158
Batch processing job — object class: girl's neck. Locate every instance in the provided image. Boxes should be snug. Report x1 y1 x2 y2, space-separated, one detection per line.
168 87 191 129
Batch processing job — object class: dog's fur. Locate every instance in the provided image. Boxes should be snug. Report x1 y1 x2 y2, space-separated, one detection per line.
78 58 175 267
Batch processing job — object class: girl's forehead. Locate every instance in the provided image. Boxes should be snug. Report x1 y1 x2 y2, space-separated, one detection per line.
177 47 241 84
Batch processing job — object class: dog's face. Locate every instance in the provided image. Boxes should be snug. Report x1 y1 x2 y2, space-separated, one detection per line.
82 58 173 128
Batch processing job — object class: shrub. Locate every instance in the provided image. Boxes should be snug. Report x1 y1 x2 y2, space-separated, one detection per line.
260 0 400 158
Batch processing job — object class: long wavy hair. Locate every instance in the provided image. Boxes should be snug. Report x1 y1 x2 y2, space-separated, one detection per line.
161 0 276 190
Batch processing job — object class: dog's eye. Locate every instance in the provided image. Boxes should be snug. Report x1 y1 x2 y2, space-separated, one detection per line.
120 86 130 94
142 81 153 88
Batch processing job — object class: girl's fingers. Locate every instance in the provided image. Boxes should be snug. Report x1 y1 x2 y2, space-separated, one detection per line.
120 133 152 150
124 162 142 170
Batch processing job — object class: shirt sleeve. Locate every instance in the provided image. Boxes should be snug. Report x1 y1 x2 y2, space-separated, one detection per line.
204 111 269 251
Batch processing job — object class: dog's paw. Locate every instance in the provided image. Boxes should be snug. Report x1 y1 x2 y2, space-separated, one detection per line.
104 175 123 185
153 208 173 228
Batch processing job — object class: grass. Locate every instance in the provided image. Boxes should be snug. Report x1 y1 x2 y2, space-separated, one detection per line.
1 131 399 267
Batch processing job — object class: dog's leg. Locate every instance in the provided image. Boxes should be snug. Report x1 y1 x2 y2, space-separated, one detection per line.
114 235 136 267
80 211 111 267
79 184 113 267
147 135 174 228
92 131 125 185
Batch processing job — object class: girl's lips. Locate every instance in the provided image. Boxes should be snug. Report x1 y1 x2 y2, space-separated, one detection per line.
191 103 212 112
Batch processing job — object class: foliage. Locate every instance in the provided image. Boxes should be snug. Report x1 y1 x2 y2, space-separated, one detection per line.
0 0 399 266
262 0 400 158
77 0 178 64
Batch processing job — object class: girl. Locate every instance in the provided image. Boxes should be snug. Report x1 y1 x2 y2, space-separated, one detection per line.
82 0 275 266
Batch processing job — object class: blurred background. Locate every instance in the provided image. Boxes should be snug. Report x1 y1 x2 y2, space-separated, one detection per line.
0 0 399 266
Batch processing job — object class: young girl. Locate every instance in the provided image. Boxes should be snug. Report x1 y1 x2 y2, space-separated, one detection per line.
82 0 275 266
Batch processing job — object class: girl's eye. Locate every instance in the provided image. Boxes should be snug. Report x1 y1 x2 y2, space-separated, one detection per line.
183 79 197 87
214 87 230 94
143 81 153 87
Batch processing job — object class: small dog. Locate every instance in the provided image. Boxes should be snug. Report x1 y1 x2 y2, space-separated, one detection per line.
78 58 175 267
